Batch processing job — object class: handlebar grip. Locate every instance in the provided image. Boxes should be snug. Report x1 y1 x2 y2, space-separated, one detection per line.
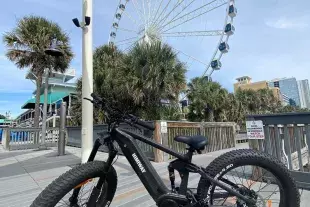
135 119 155 131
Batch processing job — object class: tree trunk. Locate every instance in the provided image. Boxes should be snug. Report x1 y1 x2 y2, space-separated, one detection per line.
34 74 43 127
207 109 214 122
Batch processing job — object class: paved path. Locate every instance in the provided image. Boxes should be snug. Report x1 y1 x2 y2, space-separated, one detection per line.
0 144 308 206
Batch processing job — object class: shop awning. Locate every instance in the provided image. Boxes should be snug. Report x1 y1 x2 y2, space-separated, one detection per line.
21 92 70 109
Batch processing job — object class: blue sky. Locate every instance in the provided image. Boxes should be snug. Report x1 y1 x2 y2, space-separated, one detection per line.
0 0 310 118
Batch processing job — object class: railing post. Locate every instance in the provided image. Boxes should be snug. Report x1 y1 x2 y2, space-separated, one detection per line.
2 128 10 150
199 122 205 136
153 121 170 162
58 102 67 156
284 125 293 170
154 121 163 162
274 125 282 160
305 125 310 170
294 124 304 171
263 125 272 154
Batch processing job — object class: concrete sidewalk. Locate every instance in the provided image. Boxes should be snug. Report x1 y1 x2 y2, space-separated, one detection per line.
0 144 308 207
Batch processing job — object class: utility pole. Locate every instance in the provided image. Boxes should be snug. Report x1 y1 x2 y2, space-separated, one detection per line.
81 0 93 163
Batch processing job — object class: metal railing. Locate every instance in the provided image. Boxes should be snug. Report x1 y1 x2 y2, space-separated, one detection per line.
1 127 60 150
66 123 155 160
66 121 237 162
247 112 310 190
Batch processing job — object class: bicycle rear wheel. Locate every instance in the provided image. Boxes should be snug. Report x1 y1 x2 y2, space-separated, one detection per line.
31 161 117 207
196 149 300 207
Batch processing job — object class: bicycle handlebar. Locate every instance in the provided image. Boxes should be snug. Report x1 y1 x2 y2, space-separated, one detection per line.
84 93 155 131
127 114 155 131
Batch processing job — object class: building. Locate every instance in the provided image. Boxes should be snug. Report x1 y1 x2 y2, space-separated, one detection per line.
15 69 77 127
281 93 290 106
297 79 310 109
234 76 282 101
268 77 301 107
0 119 16 127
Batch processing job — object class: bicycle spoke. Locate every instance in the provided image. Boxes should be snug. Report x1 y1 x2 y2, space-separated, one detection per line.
208 164 284 207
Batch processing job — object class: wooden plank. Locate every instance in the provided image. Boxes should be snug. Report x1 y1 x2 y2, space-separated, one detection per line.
291 147 308 170
154 121 163 162
274 126 282 160
284 125 293 170
167 122 200 128
294 124 304 172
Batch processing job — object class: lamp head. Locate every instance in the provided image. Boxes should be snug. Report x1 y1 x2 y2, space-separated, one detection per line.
85 16 91 26
72 18 80 27
45 36 64 57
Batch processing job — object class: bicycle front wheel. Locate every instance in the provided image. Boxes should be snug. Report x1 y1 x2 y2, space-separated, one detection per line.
31 161 117 207
196 149 300 207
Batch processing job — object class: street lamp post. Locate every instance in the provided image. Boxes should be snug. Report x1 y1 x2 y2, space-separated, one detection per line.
81 0 93 163
40 37 64 149
72 0 93 163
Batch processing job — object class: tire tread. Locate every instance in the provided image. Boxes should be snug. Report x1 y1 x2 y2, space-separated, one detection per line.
197 149 300 207
31 161 117 207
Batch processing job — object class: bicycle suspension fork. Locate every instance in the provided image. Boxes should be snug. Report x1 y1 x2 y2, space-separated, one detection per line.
88 139 117 206
68 138 102 205
69 137 117 206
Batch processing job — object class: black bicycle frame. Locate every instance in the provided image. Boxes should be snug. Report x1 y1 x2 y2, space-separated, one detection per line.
79 126 256 206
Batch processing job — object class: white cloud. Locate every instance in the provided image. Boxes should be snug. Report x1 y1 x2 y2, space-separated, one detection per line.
265 17 308 29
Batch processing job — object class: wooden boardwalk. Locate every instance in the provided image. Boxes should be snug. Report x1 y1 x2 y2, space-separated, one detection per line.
0 143 308 207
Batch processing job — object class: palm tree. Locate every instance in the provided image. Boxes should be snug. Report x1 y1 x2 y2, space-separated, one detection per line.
125 41 187 120
3 16 73 127
70 42 187 123
71 44 131 125
93 45 137 121
217 93 244 123
187 77 228 122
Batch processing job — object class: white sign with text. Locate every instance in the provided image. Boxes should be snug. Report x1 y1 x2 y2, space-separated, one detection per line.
161 122 168 133
246 120 265 139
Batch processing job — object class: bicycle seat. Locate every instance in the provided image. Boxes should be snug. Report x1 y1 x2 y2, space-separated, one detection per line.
174 135 208 150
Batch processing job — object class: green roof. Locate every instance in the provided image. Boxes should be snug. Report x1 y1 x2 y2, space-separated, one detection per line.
0 119 13 124
21 92 70 109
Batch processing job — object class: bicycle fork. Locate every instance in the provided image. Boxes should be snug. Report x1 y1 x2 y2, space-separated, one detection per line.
69 137 117 206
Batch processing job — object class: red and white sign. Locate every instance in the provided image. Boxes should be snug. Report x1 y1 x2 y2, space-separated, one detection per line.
246 120 265 139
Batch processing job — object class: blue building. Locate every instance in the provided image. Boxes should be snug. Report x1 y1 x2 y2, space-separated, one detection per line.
281 93 290 106
268 77 301 107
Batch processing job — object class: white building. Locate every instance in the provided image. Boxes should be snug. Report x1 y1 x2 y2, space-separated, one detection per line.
297 79 310 109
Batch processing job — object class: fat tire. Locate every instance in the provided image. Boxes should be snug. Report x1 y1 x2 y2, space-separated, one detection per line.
196 149 300 207
30 161 117 207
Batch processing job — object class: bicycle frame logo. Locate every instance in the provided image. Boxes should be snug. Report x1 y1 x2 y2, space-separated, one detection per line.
132 153 146 173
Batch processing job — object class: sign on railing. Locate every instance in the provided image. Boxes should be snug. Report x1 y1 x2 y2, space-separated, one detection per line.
246 112 310 190
246 120 265 139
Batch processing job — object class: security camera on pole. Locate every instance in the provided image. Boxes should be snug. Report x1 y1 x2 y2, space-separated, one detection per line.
72 0 93 163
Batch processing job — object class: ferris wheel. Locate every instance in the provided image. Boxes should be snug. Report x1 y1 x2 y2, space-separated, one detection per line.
108 0 237 78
